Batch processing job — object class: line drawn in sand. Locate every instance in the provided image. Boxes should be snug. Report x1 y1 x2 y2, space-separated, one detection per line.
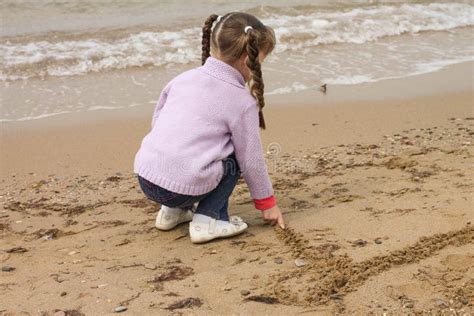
251 224 473 313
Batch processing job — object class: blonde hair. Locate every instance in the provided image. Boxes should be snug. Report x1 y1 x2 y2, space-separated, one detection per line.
201 12 276 129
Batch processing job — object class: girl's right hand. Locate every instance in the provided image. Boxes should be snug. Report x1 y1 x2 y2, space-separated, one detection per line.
262 205 285 229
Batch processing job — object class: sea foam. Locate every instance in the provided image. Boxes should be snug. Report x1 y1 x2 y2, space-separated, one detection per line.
1 2 472 81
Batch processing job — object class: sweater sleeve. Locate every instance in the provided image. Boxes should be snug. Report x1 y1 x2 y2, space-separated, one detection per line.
254 195 277 211
230 103 275 201
151 82 172 129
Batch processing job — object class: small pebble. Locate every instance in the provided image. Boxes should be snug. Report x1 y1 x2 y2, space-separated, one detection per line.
53 311 66 316
240 289 250 296
459 296 468 305
60 291 67 297
210 250 217 254
144 264 157 270
402 300 414 308
353 239 367 246
329 293 343 300
43 234 54 241
2 266 15 272
274 257 283 264
114 306 128 313
435 299 448 308
223 286 232 291
374 238 383 244
294 258 306 267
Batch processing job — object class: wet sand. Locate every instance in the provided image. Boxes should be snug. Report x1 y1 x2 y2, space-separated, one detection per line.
0 64 473 314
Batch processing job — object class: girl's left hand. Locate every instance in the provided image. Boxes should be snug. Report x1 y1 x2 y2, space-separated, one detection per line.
262 205 285 229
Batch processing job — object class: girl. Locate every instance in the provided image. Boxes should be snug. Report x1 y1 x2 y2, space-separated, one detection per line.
134 12 285 244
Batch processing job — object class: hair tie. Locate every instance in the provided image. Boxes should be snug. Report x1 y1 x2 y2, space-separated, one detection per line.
244 26 253 34
216 15 222 23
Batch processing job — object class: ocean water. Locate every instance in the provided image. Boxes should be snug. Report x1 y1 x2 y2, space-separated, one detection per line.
1 0 473 121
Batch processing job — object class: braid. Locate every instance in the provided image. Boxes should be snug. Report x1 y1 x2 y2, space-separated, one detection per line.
246 29 266 129
201 14 219 65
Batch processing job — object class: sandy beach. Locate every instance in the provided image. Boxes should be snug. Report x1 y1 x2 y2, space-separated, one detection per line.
1 59 473 315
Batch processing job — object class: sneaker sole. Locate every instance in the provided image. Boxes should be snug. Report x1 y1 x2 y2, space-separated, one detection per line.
155 218 192 231
190 225 247 244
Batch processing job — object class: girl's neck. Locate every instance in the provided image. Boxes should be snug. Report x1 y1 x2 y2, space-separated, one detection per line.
211 54 251 82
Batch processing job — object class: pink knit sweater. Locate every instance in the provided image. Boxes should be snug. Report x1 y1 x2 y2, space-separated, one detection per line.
134 56 275 204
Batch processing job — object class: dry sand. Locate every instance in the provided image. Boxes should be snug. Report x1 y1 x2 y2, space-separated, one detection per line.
0 64 473 315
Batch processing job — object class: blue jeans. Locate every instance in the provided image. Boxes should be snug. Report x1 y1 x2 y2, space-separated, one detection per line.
137 153 241 221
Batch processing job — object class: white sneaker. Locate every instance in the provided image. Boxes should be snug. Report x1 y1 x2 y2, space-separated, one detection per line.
155 205 194 231
189 214 248 243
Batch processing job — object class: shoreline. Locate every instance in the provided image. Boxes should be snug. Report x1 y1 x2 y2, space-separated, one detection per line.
1 60 473 128
1 61 473 179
